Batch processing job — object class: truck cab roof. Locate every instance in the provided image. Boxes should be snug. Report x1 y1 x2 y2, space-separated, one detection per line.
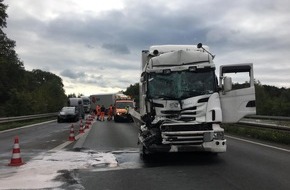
149 45 209 55
148 49 214 68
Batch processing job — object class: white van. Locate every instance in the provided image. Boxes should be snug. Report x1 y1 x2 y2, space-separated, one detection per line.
68 98 85 119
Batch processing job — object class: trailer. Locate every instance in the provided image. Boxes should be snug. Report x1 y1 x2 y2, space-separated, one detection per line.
90 93 116 112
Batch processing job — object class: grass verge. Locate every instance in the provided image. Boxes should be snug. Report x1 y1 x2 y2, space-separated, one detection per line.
0 117 56 132
222 123 290 145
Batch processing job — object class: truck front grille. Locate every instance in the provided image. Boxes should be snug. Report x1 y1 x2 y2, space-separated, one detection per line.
160 123 212 132
162 132 204 145
160 123 213 145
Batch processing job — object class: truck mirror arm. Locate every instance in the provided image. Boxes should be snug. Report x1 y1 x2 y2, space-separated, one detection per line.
197 43 215 60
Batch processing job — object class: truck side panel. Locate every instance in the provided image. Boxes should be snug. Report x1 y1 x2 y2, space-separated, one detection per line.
90 94 116 112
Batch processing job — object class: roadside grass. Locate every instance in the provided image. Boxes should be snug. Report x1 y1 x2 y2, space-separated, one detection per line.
222 123 290 145
0 117 56 131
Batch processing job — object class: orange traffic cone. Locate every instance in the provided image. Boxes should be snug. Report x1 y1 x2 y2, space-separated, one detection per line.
79 119 84 133
85 123 90 129
8 136 25 166
86 120 91 125
68 124 76 141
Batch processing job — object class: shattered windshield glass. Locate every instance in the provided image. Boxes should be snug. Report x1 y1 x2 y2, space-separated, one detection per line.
148 69 216 99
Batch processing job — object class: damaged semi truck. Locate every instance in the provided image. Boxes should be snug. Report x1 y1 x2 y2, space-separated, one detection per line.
130 43 256 159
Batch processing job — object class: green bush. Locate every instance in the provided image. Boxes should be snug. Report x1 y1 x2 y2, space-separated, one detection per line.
222 123 290 145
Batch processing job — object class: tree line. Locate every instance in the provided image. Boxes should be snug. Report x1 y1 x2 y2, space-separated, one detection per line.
0 0 67 116
255 82 290 116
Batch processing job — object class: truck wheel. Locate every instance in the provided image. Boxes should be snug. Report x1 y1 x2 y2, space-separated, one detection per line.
140 144 151 161
211 152 219 156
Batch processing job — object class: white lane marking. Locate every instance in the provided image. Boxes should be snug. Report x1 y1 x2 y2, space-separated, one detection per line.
50 121 95 151
50 127 92 151
1 120 92 151
225 135 290 153
0 120 56 134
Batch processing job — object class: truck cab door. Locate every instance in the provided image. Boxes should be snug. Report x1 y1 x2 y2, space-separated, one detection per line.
219 63 256 123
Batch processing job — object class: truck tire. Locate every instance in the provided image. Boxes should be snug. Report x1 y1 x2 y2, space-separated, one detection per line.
139 144 152 161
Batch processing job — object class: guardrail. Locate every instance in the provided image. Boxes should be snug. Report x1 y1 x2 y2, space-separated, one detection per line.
1 113 290 132
237 115 290 131
245 115 290 121
238 120 290 131
0 113 57 124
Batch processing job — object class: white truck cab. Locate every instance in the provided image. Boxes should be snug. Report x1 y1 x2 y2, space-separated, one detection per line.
130 43 256 159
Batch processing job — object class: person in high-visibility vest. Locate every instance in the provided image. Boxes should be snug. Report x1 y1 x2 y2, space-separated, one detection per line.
100 105 106 121
107 105 113 121
125 106 129 114
96 105 101 121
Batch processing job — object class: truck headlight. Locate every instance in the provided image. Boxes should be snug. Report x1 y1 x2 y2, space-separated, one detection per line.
213 131 224 140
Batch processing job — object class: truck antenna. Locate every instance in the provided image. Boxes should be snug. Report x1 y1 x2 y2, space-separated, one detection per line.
197 43 215 60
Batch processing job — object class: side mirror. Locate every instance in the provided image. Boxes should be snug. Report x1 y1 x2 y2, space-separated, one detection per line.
223 77 232 92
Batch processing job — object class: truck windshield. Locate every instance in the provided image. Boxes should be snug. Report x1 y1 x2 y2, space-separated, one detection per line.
82 99 90 105
147 69 217 99
115 102 134 109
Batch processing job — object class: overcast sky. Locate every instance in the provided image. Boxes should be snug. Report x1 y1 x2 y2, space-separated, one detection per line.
3 0 290 96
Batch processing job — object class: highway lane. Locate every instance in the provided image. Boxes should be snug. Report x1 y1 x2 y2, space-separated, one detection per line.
77 120 290 190
0 120 81 166
1 118 289 189
80 120 139 151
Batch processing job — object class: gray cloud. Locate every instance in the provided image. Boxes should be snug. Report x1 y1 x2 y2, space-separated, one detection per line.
4 0 290 95
60 69 86 79
101 43 130 54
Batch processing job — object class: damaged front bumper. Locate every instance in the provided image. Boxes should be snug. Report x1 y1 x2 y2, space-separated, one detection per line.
139 125 227 153
141 139 226 153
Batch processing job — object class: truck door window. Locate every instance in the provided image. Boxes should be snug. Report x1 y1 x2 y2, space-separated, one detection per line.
223 72 251 90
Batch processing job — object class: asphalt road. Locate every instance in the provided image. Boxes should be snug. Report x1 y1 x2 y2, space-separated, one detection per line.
79 119 139 151
1 118 290 190
76 120 290 190
0 120 79 166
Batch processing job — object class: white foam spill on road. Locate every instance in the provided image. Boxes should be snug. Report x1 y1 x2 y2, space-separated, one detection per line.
0 150 118 190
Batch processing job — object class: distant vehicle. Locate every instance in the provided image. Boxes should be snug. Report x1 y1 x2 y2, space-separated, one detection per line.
90 93 135 121
81 96 91 113
90 93 116 113
114 94 135 122
68 98 85 119
57 106 80 122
